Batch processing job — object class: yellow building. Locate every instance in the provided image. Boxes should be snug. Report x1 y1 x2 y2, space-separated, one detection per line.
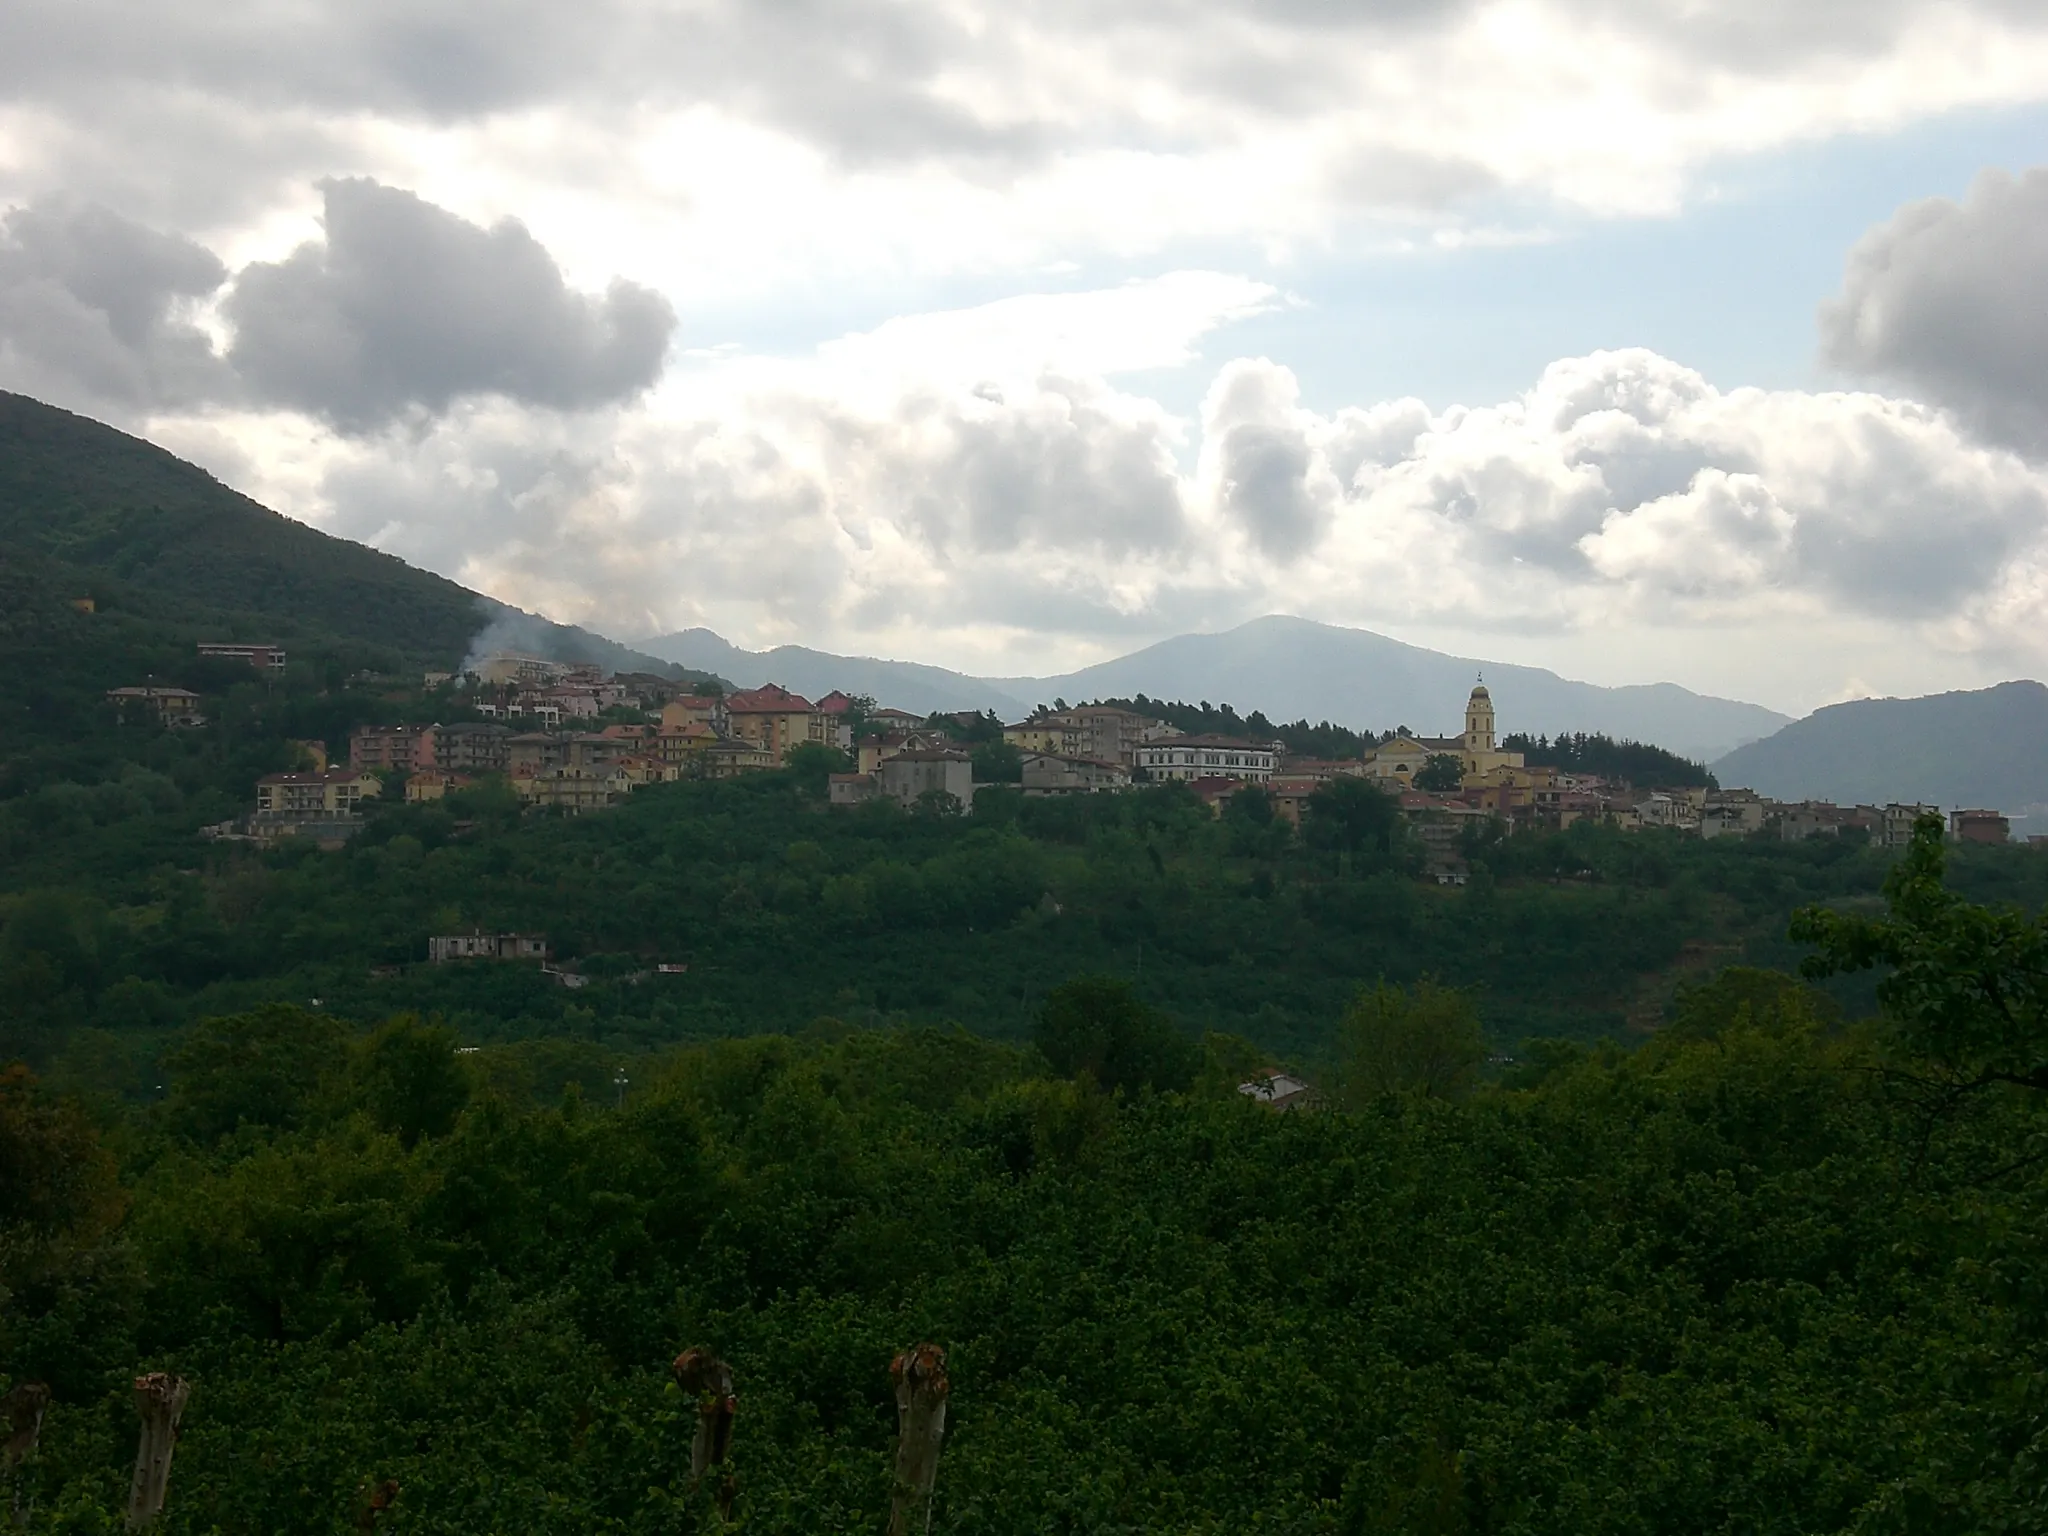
1455 684 1524 780
1003 717 1084 755
1359 682 1524 788
254 769 381 815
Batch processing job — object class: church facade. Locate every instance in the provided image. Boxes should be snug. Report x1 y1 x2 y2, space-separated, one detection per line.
1361 683 1525 787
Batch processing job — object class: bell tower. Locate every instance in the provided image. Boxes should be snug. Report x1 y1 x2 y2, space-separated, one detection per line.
1464 679 1494 758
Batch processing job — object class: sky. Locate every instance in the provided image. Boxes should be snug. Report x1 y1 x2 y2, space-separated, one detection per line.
5 3 2048 716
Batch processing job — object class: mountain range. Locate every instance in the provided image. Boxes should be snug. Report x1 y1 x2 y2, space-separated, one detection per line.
1710 681 2048 815
640 617 1792 763
9 389 2044 815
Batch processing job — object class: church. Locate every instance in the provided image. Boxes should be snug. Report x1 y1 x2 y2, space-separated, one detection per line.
1360 682 1525 788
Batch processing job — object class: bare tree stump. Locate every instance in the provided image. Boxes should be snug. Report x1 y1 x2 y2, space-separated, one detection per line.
672 1348 737 1521
2 1383 49 1472
5 1383 51 1529
355 1478 401 1532
124 1374 189 1529
888 1344 949 1536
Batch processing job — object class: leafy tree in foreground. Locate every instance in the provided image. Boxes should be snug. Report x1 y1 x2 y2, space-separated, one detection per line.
1033 976 1197 1095
1794 811 2048 1092
1329 978 1485 1104
1414 753 1464 792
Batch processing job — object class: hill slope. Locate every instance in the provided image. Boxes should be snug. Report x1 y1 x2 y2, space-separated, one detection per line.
0 392 704 680
1711 680 2048 810
644 615 1789 761
643 628 1031 717
1002 616 1789 762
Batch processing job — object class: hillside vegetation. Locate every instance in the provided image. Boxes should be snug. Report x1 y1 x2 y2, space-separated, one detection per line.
5 831 2047 1531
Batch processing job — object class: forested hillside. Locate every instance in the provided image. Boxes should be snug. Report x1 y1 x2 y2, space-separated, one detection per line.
0 394 713 719
5 828 2047 1531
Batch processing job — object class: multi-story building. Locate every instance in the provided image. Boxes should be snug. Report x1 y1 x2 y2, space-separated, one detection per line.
1039 706 1155 766
428 932 549 962
878 749 976 810
1020 753 1131 795
349 724 436 771
1138 735 1276 783
255 768 381 816
1952 808 2011 844
198 642 287 672
1883 803 1942 846
106 686 205 728
515 765 633 814
661 693 730 734
1003 716 1084 756
433 723 513 774
406 772 472 802
725 684 829 759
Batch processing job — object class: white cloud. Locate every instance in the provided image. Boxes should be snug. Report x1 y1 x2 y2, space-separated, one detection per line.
144 292 2048 712
7 0 2048 303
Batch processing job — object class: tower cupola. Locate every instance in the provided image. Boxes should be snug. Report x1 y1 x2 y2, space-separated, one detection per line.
1464 681 1495 754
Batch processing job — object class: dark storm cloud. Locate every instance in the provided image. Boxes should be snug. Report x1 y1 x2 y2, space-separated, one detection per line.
1820 167 2048 455
223 178 675 431
0 182 673 430
0 200 230 412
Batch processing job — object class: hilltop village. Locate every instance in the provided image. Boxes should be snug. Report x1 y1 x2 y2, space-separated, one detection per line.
123 645 2014 876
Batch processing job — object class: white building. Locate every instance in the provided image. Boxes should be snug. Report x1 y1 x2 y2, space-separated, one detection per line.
1137 735 1276 783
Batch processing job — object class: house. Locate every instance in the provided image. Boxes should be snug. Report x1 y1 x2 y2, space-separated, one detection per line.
1883 803 1942 846
829 772 879 806
1137 735 1276 783
1020 753 1131 795
877 749 975 811
198 642 286 671
726 683 828 758
1699 789 1769 840
106 686 205 728
428 932 549 963
1238 1070 1314 1112
858 729 955 774
433 722 513 773
1277 758 1366 783
1952 808 2011 844
1264 776 1324 826
406 771 472 802
1004 716 1085 756
471 653 567 687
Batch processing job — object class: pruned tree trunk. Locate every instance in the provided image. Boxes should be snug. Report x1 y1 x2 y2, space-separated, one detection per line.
888 1344 949 1536
355 1478 401 1531
125 1374 189 1529
4 1383 51 1529
672 1348 737 1521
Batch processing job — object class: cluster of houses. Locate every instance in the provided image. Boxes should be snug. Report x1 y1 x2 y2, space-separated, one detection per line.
146 645 2026 857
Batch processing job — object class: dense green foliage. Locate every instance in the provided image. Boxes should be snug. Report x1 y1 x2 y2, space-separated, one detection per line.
23 753 2048 1092
1501 732 1715 789
6 917 2048 1531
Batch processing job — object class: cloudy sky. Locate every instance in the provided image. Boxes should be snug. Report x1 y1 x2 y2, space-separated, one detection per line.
5 1 2048 714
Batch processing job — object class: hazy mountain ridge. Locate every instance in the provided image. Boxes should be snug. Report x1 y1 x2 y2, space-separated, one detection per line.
642 615 1791 761
1711 680 2048 811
